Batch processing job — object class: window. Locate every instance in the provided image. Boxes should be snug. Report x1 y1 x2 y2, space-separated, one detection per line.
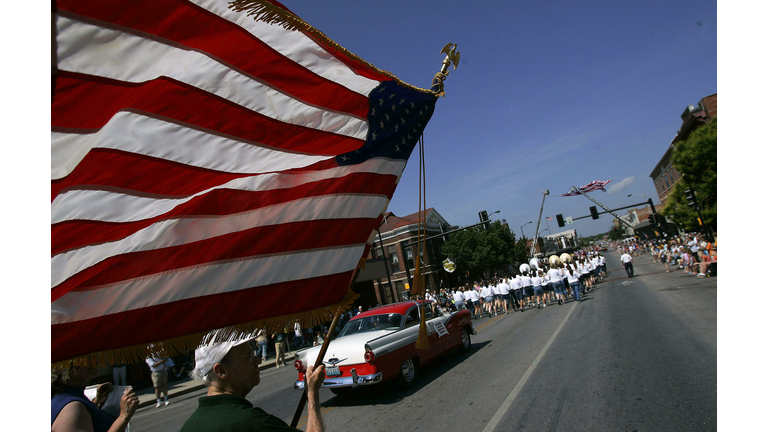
395 280 404 293
404 308 420 327
387 245 399 269
337 314 403 337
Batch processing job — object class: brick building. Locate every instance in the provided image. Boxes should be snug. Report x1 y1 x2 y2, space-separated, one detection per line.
650 93 717 209
368 208 458 304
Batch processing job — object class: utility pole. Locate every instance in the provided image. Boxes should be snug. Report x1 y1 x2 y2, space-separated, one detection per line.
530 190 549 257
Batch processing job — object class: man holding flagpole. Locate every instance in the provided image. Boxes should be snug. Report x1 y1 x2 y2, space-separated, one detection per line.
182 336 327 432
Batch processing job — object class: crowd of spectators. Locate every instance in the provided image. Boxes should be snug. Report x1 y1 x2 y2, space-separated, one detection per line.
609 232 717 278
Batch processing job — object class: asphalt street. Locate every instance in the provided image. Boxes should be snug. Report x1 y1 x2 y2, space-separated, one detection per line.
129 249 716 431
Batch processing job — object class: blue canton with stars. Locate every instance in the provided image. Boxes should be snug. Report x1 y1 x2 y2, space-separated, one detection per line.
336 81 437 166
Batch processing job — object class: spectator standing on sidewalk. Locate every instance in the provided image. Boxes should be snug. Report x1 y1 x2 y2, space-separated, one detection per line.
146 352 171 407
294 321 306 349
620 250 634 278
111 361 127 387
257 333 269 362
273 330 287 368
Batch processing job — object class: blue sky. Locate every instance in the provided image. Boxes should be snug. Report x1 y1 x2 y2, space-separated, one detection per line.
288 0 717 238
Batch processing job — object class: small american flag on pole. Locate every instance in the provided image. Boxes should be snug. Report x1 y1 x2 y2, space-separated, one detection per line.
560 180 612 196
546 216 553 221
52 0 438 365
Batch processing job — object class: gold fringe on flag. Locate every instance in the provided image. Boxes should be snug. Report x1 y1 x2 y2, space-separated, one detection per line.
51 289 359 370
228 0 436 96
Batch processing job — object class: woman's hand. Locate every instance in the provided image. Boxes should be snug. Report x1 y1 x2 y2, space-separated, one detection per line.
119 388 139 420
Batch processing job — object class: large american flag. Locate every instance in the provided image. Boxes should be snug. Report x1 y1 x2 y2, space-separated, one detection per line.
560 180 612 196
52 0 437 365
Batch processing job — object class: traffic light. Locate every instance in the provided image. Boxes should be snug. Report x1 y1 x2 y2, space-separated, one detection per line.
478 210 489 229
589 206 599 220
684 189 697 208
556 214 565 228
648 214 658 227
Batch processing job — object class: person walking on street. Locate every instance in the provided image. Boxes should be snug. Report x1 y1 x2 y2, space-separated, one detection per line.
480 283 494 317
548 263 565 305
620 251 634 278
452 288 466 311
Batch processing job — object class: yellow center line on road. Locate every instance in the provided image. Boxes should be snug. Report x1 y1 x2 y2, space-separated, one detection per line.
474 313 506 332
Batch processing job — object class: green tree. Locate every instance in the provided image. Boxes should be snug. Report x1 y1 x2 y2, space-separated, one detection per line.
441 220 524 280
662 117 717 232
607 224 626 241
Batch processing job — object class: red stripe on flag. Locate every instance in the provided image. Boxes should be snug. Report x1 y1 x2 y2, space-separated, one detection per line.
52 149 253 200
52 73 364 154
52 218 377 301
51 271 354 363
52 172 397 255
55 0 372 117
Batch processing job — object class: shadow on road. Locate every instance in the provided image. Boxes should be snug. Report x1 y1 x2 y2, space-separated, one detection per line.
321 340 492 407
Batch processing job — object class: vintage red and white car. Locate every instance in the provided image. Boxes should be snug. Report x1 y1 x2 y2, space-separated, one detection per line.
294 300 475 393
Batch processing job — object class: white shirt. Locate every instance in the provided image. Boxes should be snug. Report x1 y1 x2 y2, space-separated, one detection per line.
512 276 523 290
520 275 532 287
498 281 510 295
531 275 543 287
620 253 633 263
453 290 465 302
480 285 492 298
565 269 580 284
146 356 166 372
467 289 480 302
491 283 501 295
547 268 562 283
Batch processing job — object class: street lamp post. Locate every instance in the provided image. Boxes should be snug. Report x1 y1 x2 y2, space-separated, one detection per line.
520 221 532 238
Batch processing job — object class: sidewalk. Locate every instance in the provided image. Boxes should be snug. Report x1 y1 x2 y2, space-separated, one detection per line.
136 352 298 408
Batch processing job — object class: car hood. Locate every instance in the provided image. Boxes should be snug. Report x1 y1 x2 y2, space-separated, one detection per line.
298 330 395 367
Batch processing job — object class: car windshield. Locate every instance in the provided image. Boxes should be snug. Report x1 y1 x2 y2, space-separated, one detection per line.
338 313 403 337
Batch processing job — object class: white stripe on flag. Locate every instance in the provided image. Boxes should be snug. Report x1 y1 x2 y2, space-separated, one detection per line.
52 158 406 224
52 244 365 324
190 0 381 97
55 15 369 139
52 194 390 287
51 111 332 180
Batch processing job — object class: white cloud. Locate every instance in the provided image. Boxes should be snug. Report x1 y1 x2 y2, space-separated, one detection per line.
607 176 636 194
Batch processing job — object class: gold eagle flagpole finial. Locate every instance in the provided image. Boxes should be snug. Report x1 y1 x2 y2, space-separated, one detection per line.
431 43 460 97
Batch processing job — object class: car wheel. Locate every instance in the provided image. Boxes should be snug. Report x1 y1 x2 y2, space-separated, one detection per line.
457 328 471 354
396 358 418 389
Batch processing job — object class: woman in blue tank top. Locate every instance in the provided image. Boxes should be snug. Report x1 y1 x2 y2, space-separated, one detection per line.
52 364 139 432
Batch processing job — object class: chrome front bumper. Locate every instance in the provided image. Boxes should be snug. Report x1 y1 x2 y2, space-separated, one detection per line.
294 371 383 389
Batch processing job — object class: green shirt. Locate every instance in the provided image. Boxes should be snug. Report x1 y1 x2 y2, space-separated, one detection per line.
181 394 299 432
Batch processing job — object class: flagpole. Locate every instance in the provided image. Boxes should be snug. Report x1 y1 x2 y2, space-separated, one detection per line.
289 308 342 427
289 265 362 427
